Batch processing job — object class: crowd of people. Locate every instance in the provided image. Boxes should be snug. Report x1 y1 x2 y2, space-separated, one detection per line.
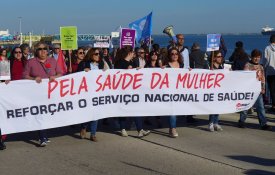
0 34 274 150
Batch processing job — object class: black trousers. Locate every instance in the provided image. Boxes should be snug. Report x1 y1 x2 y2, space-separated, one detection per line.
267 75 275 107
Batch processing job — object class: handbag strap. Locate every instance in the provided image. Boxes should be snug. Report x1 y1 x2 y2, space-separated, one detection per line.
37 58 50 77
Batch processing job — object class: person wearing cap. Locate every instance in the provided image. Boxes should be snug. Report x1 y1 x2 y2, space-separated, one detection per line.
189 42 209 69
52 44 61 60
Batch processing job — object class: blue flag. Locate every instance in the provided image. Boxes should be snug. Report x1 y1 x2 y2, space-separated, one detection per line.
129 12 153 44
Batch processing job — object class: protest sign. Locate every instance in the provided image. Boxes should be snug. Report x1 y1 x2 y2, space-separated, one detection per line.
93 35 111 48
207 34 221 51
120 28 136 48
60 26 78 50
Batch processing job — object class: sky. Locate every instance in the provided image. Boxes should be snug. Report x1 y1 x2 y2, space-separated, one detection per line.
1 0 275 35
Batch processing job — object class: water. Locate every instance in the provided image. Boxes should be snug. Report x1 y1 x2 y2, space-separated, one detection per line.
79 34 271 60
1 34 266 61
152 34 270 60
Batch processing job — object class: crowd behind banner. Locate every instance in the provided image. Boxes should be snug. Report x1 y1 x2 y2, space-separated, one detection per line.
0 33 274 150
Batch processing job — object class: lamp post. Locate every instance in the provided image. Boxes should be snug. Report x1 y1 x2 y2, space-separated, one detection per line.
29 32 32 48
18 17 22 44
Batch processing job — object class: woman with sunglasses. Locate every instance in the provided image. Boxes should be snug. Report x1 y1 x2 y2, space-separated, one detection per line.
164 48 184 138
23 42 63 147
68 47 85 73
9 47 27 80
77 48 109 142
145 51 162 68
144 51 163 128
208 51 223 132
166 48 184 68
0 47 28 150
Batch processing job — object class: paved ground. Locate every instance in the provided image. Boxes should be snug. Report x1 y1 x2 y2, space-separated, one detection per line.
0 111 275 175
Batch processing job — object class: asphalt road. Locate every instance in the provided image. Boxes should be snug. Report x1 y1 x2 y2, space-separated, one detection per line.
0 112 274 175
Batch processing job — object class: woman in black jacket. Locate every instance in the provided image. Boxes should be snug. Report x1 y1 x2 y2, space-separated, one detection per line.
78 48 109 142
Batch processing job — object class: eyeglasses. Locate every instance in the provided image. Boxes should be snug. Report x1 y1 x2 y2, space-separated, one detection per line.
14 51 22 54
171 53 178 56
138 52 145 54
78 52 84 55
151 52 158 56
54 48 60 50
37 47 47 51
94 53 99 56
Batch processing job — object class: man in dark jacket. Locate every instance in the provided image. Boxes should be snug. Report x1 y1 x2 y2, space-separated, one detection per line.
189 42 209 69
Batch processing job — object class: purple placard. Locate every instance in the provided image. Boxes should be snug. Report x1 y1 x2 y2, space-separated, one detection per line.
120 28 136 48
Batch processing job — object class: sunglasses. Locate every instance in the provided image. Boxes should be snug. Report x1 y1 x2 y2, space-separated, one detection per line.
14 51 22 54
138 52 145 54
78 52 84 55
94 53 99 56
37 47 47 51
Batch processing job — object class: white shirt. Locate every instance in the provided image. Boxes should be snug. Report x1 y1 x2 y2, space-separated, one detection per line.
139 57 146 68
53 53 58 60
180 48 190 69
90 63 99 70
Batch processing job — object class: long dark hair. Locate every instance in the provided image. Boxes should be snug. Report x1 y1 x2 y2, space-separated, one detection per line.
167 47 183 65
113 45 133 65
72 47 85 64
84 48 101 62
209 50 223 67
9 46 27 70
145 51 161 68
84 48 104 69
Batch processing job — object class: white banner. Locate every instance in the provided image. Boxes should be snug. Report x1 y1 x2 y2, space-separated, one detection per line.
0 69 260 134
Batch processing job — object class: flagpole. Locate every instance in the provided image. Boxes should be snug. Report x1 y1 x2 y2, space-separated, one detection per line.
149 36 152 52
211 51 214 70
69 50 72 73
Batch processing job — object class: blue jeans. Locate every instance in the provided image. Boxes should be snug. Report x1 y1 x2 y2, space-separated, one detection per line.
240 94 267 126
209 114 219 124
119 117 143 131
81 121 98 136
169 115 177 128
39 130 47 142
